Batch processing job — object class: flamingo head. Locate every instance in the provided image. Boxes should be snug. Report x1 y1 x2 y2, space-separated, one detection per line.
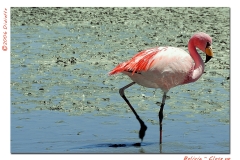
191 32 214 63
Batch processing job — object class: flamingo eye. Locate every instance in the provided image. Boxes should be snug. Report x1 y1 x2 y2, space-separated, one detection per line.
206 42 211 48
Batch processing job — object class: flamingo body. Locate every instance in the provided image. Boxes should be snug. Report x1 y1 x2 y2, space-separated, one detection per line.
109 46 196 92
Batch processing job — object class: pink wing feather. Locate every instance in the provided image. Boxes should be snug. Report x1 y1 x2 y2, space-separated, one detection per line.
109 47 162 75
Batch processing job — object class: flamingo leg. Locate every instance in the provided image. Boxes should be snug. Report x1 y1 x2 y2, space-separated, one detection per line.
119 82 147 141
159 92 167 144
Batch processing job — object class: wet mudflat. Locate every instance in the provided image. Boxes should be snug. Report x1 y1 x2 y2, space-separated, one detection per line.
11 7 230 153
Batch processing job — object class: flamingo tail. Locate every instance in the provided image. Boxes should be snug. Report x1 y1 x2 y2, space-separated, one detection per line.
108 62 128 75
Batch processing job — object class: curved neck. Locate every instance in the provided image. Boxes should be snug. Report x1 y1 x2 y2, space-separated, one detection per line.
188 40 205 82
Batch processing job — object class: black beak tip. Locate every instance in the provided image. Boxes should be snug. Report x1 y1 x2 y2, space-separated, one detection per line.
205 55 213 63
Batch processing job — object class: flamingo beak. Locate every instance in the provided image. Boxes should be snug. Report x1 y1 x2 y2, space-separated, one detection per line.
205 46 213 63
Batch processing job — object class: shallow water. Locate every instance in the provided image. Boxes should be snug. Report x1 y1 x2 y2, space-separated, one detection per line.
11 7 230 153
11 109 229 153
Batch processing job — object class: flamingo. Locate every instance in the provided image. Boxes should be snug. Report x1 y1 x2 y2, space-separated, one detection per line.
109 32 213 144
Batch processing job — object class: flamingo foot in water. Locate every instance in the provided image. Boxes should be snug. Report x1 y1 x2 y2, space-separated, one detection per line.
137 117 147 141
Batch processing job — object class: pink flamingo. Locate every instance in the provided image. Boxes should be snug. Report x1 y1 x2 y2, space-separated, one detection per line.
109 32 213 144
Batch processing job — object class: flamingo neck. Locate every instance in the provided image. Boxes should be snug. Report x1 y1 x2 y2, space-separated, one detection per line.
188 40 205 82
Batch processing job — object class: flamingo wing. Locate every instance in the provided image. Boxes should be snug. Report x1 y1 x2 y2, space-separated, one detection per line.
109 47 162 75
